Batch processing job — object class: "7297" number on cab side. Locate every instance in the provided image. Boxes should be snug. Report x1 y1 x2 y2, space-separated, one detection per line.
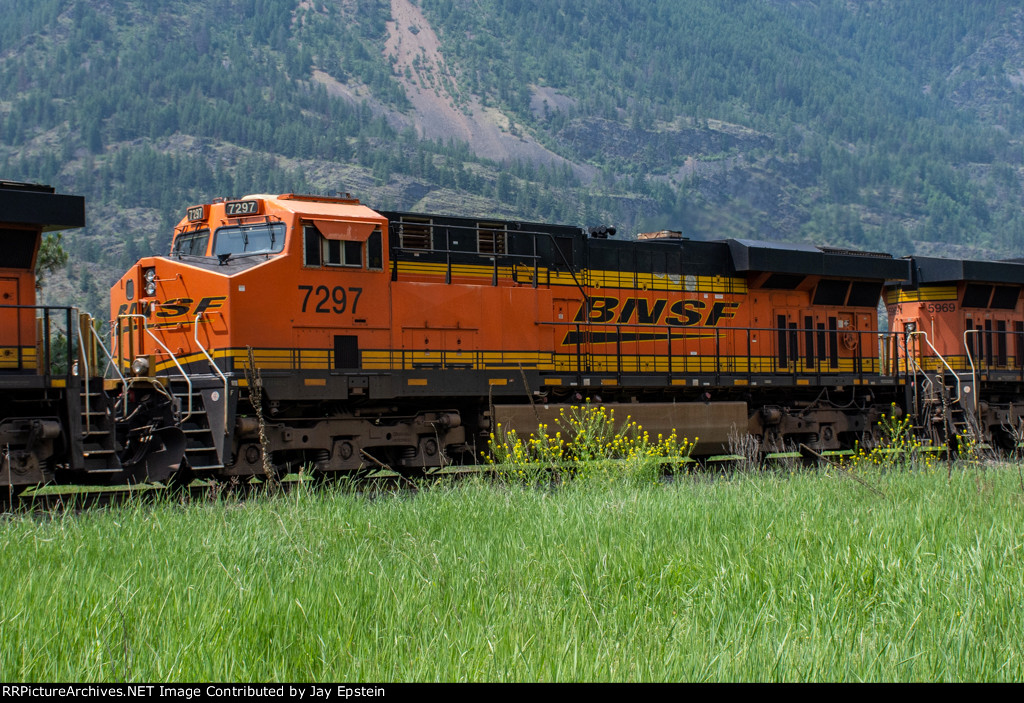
299 285 363 314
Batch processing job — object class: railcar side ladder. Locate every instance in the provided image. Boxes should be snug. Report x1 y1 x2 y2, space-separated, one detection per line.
74 312 121 472
167 311 231 472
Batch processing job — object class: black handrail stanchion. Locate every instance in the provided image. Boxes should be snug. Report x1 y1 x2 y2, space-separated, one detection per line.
747 328 752 384
859 329 864 379
66 308 74 380
615 323 621 377
43 308 51 380
533 237 539 289
717 327 723 376
668 324 673 377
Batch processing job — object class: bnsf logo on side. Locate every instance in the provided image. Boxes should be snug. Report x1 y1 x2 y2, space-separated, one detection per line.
116 297 226 318
574 297 740 327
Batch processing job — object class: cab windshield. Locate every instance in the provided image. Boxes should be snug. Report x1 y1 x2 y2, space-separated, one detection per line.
212 223 286 257
172 229 210 257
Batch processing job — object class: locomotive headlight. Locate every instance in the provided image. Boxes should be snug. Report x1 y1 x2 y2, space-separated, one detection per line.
131 356 151 377
142 267 157 296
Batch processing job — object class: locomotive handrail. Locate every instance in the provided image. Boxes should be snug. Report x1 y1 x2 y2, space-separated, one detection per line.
962 328 980 413
895 332 931 410
110 314 181 415
106 318 128 393
77 314 130 418
74 313 92 434
534 319 880 382
391 245 543 288
194 311 230 435
391 245 542 263
392 232 589 300
98 321 129 390
118 313 194 423
908 330 961 404
0 304 76 380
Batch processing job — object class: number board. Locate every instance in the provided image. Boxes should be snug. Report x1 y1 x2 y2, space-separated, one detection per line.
224 200 261 217
186 205 207 222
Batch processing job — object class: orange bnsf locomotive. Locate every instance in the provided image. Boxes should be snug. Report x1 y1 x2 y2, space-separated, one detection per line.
884 257 1024 450
108 192 922 484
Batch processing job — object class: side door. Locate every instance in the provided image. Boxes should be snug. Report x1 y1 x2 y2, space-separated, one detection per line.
0 277 22 369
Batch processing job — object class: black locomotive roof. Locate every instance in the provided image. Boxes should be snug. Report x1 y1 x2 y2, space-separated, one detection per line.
727 239 910 281
911 256 1024 285
586 236 736 276
379 209 919 281
0 180 85 230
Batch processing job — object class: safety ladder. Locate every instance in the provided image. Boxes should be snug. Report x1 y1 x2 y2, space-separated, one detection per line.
73 313 122 473
168 380 226 471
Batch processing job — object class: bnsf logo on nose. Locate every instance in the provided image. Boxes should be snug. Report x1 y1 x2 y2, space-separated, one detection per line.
116 297 226 318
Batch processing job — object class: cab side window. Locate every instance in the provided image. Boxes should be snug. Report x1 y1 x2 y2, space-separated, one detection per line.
367 229 383 270
303 223 370 269
303 225 321 267
324 239 362 267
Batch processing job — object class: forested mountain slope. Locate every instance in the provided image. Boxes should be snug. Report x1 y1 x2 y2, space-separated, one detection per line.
3 0 1024 315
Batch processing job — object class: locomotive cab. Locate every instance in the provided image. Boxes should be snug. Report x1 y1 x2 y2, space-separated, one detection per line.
112 193 390 379
111 193 399 478
885 257 1024 378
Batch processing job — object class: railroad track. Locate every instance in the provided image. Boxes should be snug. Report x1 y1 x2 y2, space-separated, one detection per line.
4 442 997 514
0 463 490 514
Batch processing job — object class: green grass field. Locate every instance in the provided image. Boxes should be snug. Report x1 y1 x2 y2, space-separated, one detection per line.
1 461 1021 682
